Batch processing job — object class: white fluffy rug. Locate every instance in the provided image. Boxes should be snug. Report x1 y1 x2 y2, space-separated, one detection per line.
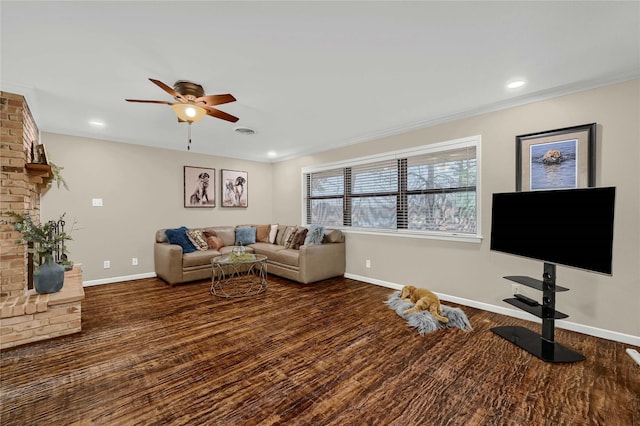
385 291 473 335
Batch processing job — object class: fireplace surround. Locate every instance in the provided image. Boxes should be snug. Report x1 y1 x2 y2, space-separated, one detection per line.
0 91 84 349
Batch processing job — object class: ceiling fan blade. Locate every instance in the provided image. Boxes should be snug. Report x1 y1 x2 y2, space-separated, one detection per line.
204 107 239 123
148 78 187 102
125 99 175 105
195 94 236 106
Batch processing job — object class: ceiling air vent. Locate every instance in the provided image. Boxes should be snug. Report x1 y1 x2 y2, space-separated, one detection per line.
234 126 255 135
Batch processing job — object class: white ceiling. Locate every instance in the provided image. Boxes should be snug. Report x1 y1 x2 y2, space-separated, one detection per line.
2 1 639 162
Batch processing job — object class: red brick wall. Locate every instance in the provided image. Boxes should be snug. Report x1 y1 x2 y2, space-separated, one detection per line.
0 91 40 298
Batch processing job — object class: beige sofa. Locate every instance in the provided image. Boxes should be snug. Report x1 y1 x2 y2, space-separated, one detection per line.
154 225 345 286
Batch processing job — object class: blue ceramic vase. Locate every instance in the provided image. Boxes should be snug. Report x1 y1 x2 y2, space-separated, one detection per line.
34 259 64 294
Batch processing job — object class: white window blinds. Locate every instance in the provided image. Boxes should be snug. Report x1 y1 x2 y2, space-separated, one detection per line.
303 136 480 238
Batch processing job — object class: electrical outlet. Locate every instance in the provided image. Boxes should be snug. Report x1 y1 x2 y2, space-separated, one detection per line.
92 198 103 207
512 283 520 295
103 260 110 269
132 258 138 266
365 259 371 268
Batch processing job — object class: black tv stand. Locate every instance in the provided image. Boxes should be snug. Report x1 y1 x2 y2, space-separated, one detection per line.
491 262 585 363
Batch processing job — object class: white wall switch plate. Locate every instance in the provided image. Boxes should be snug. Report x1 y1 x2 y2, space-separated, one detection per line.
92 198 103 207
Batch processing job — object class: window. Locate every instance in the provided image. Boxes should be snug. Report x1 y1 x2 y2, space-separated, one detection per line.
302 135 481 241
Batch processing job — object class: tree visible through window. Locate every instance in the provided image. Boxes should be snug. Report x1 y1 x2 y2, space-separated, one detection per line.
303 136 480 237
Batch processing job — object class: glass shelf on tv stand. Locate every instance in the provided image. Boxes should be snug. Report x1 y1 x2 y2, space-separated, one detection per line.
503 275 570 292
491 262 585 363
502 298 569 319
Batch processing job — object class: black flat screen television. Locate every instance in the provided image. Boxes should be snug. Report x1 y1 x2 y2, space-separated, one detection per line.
490 187 616 275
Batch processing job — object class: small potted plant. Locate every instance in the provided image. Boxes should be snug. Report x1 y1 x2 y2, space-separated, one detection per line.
5 210 74 294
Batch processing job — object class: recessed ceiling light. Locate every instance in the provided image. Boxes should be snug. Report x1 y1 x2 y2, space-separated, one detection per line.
234 126 255 135
267 151 277 158
506 80 526 89
89 119 105 127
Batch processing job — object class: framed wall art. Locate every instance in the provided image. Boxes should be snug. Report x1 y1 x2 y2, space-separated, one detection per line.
36 144 48 165
515 123 596 191
221 169 248 207
184 166 215 208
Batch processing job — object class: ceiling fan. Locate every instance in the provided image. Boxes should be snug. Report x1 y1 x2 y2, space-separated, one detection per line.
125 78 239 123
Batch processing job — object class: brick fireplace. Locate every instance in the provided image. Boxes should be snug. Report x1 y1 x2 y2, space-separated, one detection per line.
0 91 84 349
1 91 40 297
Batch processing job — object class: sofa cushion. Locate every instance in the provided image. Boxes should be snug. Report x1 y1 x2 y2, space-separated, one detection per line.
187 229 209 251
235 227 257 245
324 229 343 243
250 242 287 257
204 231 225 250
165 227 197 253
269 224 278 243
278 226 297 246
183 249 220 267
283 227 299 249
293 228 308 249
205 227 236 246
304 225 325 245
269 248 300 267
275 225 289 246
255 224 270 243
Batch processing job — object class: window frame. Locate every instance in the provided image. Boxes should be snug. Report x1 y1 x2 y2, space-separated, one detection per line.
301 135 482 243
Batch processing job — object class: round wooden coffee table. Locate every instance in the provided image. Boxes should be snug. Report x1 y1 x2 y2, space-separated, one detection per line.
210 253 268 298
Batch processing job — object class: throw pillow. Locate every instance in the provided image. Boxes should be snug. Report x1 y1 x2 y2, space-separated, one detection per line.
203 231 225 250
187 229 209 251
284 227 300 249
293 228 308 250
165 227 197 254
255 224 270 243
304 225 325 245
277 226 296 246
235 227 257 245
269 224 278 244
323 229 343 243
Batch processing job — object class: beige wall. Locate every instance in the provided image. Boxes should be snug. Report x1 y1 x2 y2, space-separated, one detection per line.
40 79 639 338
273 79 640 337
40 133 274 282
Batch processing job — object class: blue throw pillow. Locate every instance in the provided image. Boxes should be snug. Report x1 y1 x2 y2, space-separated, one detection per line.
304 225 325 245
165 227 197 253
235 227 256 245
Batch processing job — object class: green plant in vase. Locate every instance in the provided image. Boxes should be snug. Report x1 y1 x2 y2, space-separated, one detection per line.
5 210 74 294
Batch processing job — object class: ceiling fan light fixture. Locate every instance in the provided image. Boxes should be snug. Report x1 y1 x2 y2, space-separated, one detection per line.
172 103 206 123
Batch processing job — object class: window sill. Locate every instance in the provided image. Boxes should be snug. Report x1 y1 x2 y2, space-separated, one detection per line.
339 227 483 244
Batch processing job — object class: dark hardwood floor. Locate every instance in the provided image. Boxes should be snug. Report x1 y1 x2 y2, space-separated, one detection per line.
1 275 638 425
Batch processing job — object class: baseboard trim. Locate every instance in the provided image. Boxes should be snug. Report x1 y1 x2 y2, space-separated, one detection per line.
83 272 157 287
344 273 640 347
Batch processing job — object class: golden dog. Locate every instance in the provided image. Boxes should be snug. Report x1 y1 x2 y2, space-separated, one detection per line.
400 285 449 323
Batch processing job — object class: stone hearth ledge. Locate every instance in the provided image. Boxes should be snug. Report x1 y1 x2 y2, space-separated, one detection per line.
0 265 84 349
0 265 84 318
